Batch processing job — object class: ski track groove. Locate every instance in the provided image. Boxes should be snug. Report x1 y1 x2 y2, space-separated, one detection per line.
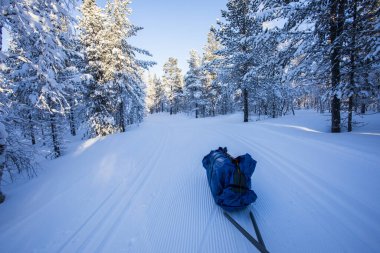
57 132 167 253
0 161 109 236
196 205 218 253
89 132 167 252
93 131 171 253
142 127 227 253
56 180 124 253
221 128 379 252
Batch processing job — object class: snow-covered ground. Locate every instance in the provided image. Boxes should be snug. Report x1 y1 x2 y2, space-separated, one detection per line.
0 110 379 253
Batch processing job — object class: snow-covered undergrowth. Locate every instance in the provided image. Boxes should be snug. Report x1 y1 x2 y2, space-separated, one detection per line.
0 110 379 253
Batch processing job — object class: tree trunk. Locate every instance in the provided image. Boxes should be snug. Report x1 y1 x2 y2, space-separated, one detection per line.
291 104 295 116
0 123 7 204
119 101 125 132
348 96 353 132
330 0 345 133
195 103 198 118
348 0 357 133
361 103 366 114
29 113 36 145
69 99 76 136
50 113 60 158
243 88 249 122
0 19 3 52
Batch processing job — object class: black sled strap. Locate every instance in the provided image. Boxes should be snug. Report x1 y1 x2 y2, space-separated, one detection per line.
223 211 269 253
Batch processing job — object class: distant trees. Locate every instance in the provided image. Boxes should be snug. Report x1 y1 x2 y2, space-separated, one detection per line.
162 58 184 115
200 29 223 117
146 75 165 114
184 50 203 118
150 0 379 132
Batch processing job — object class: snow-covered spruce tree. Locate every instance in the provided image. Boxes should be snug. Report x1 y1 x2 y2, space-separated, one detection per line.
216 0 256 122
283 0 347 132
0 2 78 195
153 75 166 113
1 55 37 198
162 58 184 115
5 0 77 157
56 15 87 139
328 0 346 133
200 28 223 117
184 50 203 118
145 74 156 114
146 74 165 113
79 0 116 136
104 0 153 128
245 0 296 118
283 0 379 132
80 0 153 135
339 0 380 131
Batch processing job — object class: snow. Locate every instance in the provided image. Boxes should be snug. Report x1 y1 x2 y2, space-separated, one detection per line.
0 110 380 253
262 18 287 30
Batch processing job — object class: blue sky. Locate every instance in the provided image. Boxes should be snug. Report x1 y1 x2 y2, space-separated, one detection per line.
97 0 227 77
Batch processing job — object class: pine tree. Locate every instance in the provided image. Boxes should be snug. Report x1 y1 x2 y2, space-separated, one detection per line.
153 76 166 113
80 0 116 136
216 0 256 122
247 0 296 118
5 0 77 157
0 0 73 199
201 28 223 117
184 50 203 118
284 0 349 132
80 0 153 135
283 0 379 132
145 74 165 113
340 0 380 131
146 74 156 114
162 58 183 115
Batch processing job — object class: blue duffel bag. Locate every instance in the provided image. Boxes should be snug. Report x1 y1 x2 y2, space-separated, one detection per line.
202 147 257 211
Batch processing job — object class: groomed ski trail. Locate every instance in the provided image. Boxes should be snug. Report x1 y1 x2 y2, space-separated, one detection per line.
0 112 379 253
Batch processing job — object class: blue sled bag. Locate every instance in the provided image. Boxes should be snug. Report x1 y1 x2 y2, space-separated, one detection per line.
202 147 257 211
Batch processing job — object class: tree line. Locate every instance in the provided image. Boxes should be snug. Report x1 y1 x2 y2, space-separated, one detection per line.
147 0 379 131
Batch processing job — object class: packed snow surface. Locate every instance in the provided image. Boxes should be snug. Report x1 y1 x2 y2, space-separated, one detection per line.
1 111 379 253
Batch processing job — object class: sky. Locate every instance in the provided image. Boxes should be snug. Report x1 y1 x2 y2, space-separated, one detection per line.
96 0 228 77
